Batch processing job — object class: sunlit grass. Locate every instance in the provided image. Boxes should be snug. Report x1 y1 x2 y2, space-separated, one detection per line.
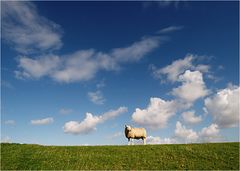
1 142 239 170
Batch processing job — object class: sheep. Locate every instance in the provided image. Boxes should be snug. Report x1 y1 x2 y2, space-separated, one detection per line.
124 125 147 145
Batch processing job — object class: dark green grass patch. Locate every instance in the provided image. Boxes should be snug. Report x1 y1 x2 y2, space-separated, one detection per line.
1 142 239 170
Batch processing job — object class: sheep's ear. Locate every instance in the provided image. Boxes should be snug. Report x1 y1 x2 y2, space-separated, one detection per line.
125 125 127 128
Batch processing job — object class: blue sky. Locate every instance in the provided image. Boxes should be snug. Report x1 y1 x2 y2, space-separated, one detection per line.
1 1 239 145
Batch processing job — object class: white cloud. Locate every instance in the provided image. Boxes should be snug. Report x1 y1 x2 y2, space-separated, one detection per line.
158 26 184 34
2 1 62 54
101 107 128 121
111 36 160 63
88 90 105 105
16 55 60 79
31 117 54 125
172 70 209 102
146 123 221 144
15 49 102 82
181 110 202 124
145 122 222 144
16 36 162 83
59 108 73 115
174 121 222 143
133 55 214 131
147 136 177 144
63 113 100 134
5 120 15 125
199 124 220 142
6 2 184 84
151 54 210 83
51 50 100 83
175 121 199 143
132 97 179 129
195 64 211 73
204 85 240 128
152 54 194 82
52 36 160 82
63 106 127 134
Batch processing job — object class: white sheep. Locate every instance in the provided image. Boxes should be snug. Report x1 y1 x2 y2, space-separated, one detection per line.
124 125 147 145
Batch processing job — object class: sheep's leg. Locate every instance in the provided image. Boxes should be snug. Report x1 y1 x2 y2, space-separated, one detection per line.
131 139 134 145
128 138 130 145
143 138 146 145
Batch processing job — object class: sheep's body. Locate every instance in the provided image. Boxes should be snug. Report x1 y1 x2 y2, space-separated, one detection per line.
125 125 147 145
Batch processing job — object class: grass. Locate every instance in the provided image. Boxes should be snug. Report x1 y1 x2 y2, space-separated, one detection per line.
1 142 239 170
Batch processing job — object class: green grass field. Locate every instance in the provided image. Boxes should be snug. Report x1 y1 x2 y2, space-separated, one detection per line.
1 142 239 170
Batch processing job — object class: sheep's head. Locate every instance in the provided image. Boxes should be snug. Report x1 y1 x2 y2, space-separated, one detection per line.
125 125 132 131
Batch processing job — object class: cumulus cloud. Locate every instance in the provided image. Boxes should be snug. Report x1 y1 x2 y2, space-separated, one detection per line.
175 121 199 143
63 113 101 134
132 97 179 129
88 90 105 105
174 121 222 143
145 122 221 144
151 54 210 83
4 120 16 125
31 117 54 125
172 70 209 102
199 124 220 142
15 36 161 83
147 136 177 144
204 85 240 128
181 110 202 124
195 64 211 73
59 108 73 115
63 106 127 134
2 1 62 54
151 54 194 82
134 55 212 129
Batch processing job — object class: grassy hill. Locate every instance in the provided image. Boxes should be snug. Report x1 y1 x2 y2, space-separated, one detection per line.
1 142 239 170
